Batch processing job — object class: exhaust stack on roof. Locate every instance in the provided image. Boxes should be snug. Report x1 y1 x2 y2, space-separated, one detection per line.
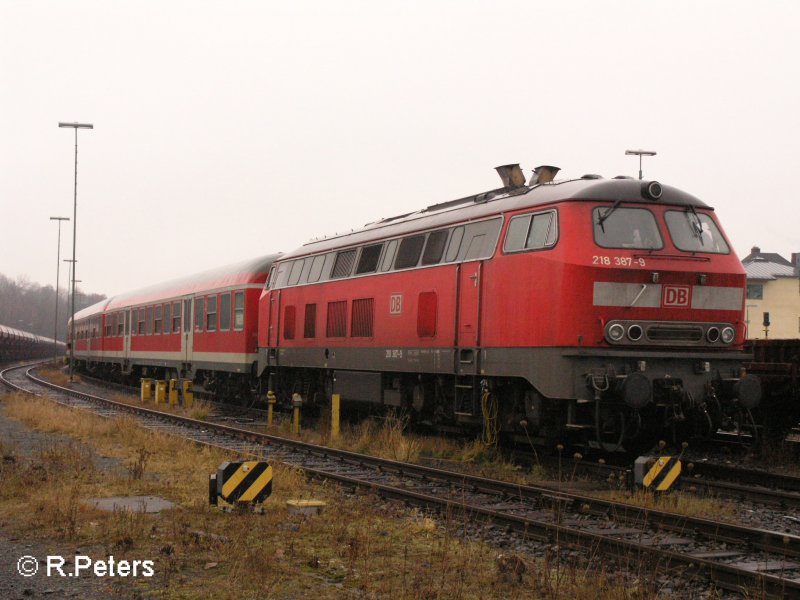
529 165 560 185
495 164 527 188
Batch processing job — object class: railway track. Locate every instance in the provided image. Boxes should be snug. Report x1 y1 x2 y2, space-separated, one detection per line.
4 363 800 598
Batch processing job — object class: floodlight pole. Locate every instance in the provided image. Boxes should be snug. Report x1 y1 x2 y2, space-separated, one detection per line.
59 121 93 382
50 216 70 363
625 149 657 180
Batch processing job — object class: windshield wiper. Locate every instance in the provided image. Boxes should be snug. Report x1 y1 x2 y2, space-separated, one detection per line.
686 205 704 245
597 199 623 233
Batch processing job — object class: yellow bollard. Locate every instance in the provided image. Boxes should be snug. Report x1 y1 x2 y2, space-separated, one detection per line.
266 391 276 427
182 380 193 408
169 379 179 406
292 393 302 434
140 378 152 401
155 380 166 404
331 393 340 439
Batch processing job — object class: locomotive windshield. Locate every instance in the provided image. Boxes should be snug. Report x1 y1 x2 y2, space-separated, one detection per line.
592 207 663 250
664 210 730 254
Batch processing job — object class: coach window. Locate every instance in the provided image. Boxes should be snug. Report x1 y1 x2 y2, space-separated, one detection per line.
117 312 124 336
206 296 217 331
124 311 130 336
445 227 464 262
421 230 448 265
288 259 305 286
380 240 398 272
394 235 425 269
356 243 383 274
173 302 181 333
307 255 326 283
220 293 231 331
233 292 245 330
331 249 357 279
154 305 162 334
164 304 171 334
145 306 153 335
139 309 145 335
195 297 204 332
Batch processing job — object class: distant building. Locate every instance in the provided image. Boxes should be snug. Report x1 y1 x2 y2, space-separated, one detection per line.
741 246 800 339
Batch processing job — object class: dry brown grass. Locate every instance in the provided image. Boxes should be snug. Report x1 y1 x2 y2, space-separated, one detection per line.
0 393 693 598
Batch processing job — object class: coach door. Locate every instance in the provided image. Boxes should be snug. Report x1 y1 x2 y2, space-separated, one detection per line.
456 260 483 374
182 297 193 368
123 309 132 367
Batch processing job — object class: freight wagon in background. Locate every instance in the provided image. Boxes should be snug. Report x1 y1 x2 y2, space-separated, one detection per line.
0 324 64 362
745 339 800 446
69 162 771 451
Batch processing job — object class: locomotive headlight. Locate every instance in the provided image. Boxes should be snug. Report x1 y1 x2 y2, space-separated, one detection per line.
607 323 625 342
627 324 643 341
721 326 735 344
706 326 720 343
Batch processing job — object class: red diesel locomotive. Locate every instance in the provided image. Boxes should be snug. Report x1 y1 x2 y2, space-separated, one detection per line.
259 165 759 449
70 164 760 449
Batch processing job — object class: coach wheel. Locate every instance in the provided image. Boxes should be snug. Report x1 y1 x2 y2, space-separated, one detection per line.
594 402 626 452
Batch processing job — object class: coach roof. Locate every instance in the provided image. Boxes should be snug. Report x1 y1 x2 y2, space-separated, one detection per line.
279 176 708 261
73 254 280 321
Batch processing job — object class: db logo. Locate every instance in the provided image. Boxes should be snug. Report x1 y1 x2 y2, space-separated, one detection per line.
389 294 403 315
662 285 691 307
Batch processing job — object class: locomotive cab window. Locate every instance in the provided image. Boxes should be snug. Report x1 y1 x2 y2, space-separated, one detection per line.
665 210 730 254
287 259 305 286
504 210 558 253
593 207 663 250
307 255 326 283
380 240 398 272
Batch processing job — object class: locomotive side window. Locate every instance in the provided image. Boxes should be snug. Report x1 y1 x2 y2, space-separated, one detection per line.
288 259 305 286
593 207 663 250
665 210 730 254
220 293 231 331
307 255 326 282
421 230 448 265
504 210 558 253
207 296 217 331
233 292 245 330
195 297 204 332
299 257 314 283
380 240 398 271
456 218 502 261
331 249 357 279
445 227 464 262
356 244 383 274
394 235 425 269
304 303 316 338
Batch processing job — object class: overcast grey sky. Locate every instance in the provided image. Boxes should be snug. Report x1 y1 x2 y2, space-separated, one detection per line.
2 0 798 298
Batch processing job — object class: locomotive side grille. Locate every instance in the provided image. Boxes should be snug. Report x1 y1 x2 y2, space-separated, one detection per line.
304 303 316 338
646 325 704 342
351 298 374 337
326 301 347 337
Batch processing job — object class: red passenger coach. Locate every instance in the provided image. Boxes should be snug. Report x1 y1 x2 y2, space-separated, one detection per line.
70 255 278 399
260 165 760 450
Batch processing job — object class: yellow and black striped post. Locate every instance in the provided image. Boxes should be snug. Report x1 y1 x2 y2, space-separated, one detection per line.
212 461 273 506
642 456 682 492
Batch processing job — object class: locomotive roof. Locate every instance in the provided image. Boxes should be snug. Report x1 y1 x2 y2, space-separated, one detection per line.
281 176 709 260
74 254 280 321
